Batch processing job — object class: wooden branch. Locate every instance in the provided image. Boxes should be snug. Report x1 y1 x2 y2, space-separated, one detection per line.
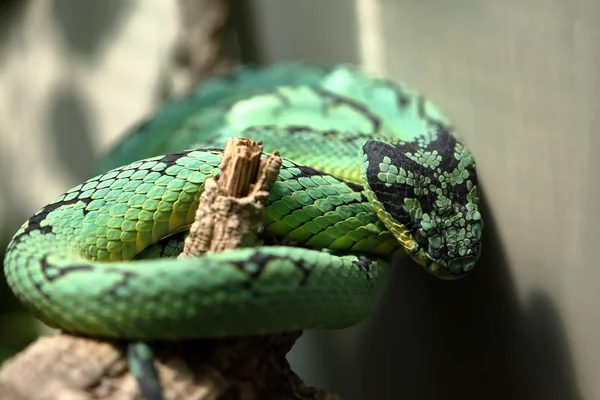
0 139 340 400
180 138 279 256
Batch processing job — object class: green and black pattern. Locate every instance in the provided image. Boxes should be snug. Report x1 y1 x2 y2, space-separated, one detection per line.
4 63 483 339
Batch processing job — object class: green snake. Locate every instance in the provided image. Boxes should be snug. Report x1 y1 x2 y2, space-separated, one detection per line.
4 64 483 341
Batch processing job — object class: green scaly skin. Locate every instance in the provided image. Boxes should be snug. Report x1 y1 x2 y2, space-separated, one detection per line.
4 64 483 341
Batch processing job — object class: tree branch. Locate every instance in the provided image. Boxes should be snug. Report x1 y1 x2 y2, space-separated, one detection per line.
170 0 235 95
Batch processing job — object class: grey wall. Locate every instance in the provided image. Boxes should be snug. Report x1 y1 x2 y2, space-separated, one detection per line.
251 1 598 399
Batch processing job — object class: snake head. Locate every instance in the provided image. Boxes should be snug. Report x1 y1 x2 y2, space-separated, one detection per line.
361 129 483 279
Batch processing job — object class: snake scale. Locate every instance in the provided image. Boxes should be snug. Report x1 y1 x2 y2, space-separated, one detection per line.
4 64 483 342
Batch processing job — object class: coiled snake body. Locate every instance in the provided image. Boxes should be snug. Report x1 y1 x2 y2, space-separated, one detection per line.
4 64 483 341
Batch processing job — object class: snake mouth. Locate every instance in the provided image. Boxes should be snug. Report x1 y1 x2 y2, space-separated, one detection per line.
425 256 477 280
449 256 477 275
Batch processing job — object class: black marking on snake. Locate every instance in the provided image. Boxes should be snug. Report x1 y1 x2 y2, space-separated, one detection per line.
397 92 411 108
31 255 128 336
311 87 382 133
430 128 462 173
233 252 274 287
285 125 344 139
272 89 293 107
258 124 376 145
286 125 312 135
250 125 325 137
283 125 341 137
104 268 138 297
235 251 312 287
39 255 137 300
193 147 225 153
297 260 313 286
363 133 479 238
396 88 411 108
155 151 191 168
7 147 206 251
18 256 92 335
377 79 412 108
453 180 473 202
339 132 382 144
296 165 327 178
40 255 93 281
38 226 52 235
363 140 433 231
416 95 428 123
9 196 93 248
345 181 365 194
352 256 374 283
425 129 478 201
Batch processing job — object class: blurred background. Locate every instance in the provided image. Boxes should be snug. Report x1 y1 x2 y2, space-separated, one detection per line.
0 1 599 399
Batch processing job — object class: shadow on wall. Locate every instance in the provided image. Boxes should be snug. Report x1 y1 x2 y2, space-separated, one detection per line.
0 0 138 361
51 0 134 58
47 85 97 183
0 0 138 227
307 190 582 400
